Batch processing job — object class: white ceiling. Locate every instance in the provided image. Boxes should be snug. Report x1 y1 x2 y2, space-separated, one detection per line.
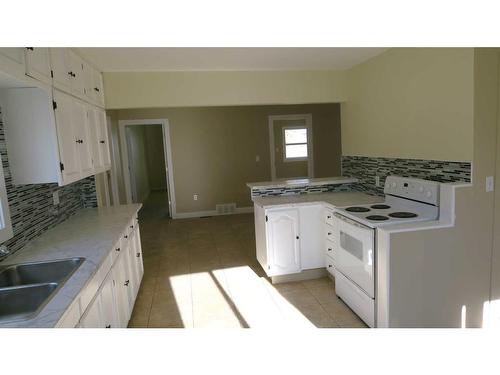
75 48 387 72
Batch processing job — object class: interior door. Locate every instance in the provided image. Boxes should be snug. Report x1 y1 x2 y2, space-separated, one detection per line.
266 208 301 276
49 48 72 93
53 90 81 185
72 100 93 176
25 47 52 84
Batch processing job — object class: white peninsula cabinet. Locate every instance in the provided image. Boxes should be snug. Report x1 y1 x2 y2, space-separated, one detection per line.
58 216 144 328
254 203 324 278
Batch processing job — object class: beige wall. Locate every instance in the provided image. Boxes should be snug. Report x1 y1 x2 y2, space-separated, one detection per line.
144 125 167 191
341 48 475 161
109 103 342 214
103 70 347 109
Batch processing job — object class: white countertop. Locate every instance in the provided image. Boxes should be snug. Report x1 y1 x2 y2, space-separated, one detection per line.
246 176 358 190
0 204 142 328
252 191 383 209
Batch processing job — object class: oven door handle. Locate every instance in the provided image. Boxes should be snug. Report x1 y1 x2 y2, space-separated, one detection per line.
333 212 372 230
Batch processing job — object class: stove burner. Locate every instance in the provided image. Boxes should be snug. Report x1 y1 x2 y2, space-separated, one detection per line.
371 204 391 209
389 212 418 218
366 215 389 221
346 206 370 213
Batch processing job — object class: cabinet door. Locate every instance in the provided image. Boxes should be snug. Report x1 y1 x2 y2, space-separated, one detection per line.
113 252 132 327
134 223 144 281
92 69 105 106
72 100 93 177
80 294 104 328
87 106 103 171
69 51 85 97
25 47 52 84
299 204 325 270
97 109 111 169
266 208 301 276
100 273 119 328
49 48 72 93
53 91 81 185
0 48 25 77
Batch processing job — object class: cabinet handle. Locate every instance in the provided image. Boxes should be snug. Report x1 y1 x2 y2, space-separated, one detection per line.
328 232 332 235
124 280 130 286
136 253 140 258
327 215 332 219
130 225 134 229
124 235 128 239
296 236 299 240
328 265 333 268
115 247 120 252
26 47 34 51
328 248 332 252
100 140 105 144
105 325 111 328
94 87 100 92
68 71 74 77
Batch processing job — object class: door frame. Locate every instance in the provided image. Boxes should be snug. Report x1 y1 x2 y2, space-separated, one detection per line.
268 114 314 181
118 119 176 218
106 115 120 206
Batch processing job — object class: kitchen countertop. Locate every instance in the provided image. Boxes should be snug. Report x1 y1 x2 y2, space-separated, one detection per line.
246 176 358 189
252 191 383 209
0 204 142 328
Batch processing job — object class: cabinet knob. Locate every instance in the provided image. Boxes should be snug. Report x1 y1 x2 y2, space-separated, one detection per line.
327 215 331 219
94 87 100 92
296 236 299 240
115 248 120 252
328 265 333 268
328 248 332 252
26 47 34 51
124 280 130 286
100 140 105 144
328 232 332 235
130 225 134 229
124 235 128 239
105 325 111 328
136 253 140 258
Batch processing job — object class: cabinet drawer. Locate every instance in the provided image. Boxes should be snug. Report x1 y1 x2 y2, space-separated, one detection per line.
335 270 374 327
325 226 335 242
325 209 335 226
326 255 335 277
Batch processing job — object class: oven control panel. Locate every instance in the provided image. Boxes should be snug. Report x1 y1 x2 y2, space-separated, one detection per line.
384 176 440 205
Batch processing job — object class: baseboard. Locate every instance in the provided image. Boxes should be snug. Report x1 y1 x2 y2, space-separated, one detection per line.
173 206 254 219
271 268 328 284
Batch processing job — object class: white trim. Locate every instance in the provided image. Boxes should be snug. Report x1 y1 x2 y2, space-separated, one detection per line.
106 115 120 205
0 152 13 242
268 114 314 180
173 206 254 219
118 119 176 218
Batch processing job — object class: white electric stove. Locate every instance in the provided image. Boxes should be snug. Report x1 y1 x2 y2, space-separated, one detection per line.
331 176 441 327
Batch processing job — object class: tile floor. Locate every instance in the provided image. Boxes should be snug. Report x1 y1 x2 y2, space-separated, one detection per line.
128 191 367 328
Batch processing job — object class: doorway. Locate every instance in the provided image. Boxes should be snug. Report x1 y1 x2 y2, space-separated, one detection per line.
119 119 176 219
268 114 313 180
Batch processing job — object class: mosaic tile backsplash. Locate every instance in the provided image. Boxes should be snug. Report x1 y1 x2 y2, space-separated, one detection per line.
342 156 472 196
251 183 353 197
0 110 97 256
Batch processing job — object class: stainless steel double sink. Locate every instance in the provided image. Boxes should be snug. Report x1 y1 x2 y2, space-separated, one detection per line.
0 257 84 323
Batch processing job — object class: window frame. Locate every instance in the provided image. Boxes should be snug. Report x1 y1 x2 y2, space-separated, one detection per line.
282 125 309 162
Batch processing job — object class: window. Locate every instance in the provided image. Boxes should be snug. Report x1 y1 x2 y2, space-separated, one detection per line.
283 126 308 161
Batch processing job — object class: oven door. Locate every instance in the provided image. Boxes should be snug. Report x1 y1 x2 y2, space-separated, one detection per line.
333 213 375 298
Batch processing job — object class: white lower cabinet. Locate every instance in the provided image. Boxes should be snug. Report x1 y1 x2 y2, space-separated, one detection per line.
56 217 143 328
255 204 325 277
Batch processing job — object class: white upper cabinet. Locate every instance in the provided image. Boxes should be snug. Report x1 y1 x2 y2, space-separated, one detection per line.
25 47 52 84
49 48 72 93
0 48 26 79
97 108 111 168
87 106 103 170
69 51 85 98
72 99 93 176
92 69 105 106
53 90 82 185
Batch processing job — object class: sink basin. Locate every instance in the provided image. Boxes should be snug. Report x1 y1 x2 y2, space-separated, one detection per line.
0 257 85 323
0 283 59 322
0 257 84 288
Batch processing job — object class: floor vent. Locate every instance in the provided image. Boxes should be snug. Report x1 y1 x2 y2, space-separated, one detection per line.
216 203 236 215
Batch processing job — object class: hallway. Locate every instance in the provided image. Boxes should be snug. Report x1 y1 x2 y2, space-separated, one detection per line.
129 193 366 328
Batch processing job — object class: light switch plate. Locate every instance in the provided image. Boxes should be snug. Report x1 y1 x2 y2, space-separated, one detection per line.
255 155 260 162
52 191 60 205
486 176 494 192
193 194 198 201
